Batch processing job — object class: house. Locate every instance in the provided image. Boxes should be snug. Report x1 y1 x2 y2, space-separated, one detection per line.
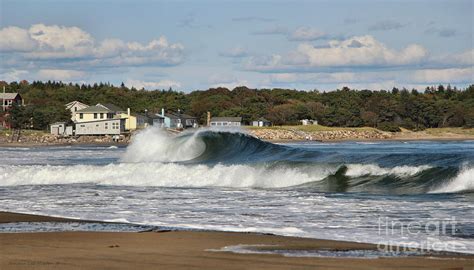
75 118 125 135
65 101 89 121
157 108 198 129
97 103 136 131
50 122 73 136
1 92 23 128
136 114 165 129
252 118 272 127
1 93 23 111
210 117 242 127
300 119 318 126
75 105 115 123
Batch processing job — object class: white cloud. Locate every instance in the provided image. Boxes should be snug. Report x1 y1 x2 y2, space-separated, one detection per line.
288 27 326 41
125 79 181 90
37 69 87 81
0 24 185 67
0 26 36 52
410 67 473 84
1 69 29 81
246 35 428 72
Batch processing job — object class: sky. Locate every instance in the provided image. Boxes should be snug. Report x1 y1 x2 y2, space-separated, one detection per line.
0 0 473 91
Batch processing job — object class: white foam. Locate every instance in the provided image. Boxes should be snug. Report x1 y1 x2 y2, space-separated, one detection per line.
345 164 432 178
0 162 334 188
430 166 474 193
121 127 206 162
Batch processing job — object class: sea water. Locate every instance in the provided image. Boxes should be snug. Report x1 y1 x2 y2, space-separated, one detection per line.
0 128 473 254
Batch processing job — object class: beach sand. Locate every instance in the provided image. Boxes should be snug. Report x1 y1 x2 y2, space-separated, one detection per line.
1 212 473 270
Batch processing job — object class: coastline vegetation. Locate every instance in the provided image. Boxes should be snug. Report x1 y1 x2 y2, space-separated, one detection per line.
1 81 473 132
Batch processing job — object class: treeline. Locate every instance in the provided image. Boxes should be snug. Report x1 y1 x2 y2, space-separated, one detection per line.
2 80 474 131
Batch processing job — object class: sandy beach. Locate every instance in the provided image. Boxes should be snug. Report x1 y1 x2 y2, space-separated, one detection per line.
0 212 473 270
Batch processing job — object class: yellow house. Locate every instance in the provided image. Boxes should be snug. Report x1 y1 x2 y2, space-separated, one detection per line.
119 108 137 131
75 104 137 131
75 106 115 123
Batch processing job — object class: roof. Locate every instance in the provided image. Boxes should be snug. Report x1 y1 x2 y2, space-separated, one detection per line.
162 112 197 119
65 101 88 109
76 105 112 113
255 118 270 122
137 114 164 119
0 93 21 100
210 117 242 122
97 103 124 112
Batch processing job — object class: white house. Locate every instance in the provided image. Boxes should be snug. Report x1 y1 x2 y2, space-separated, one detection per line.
75 118 125 135
65 101 89 121
210 117 242 127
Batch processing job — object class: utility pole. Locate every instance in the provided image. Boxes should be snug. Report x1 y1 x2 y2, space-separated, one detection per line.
2 86 4 112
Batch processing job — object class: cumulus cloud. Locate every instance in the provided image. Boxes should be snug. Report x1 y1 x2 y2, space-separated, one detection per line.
0 26 37 52
125 79 181 90
246 35 428 72
288 27 326 41
368 20 406 31
0 24 185 68
37 69 87 81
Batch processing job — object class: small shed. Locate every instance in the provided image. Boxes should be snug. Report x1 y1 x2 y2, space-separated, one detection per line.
252 118 272 127
50 122 73 136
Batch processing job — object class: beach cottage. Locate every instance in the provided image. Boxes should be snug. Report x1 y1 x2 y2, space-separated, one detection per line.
210 117 242 127
157 108 198 129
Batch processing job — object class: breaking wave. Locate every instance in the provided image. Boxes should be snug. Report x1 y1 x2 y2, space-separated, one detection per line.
0 128 472 194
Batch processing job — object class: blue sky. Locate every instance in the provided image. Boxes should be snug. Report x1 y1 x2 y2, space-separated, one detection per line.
1 0 472 91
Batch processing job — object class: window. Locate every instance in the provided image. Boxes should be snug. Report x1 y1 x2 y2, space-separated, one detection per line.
94 113 98 119
79 113 83 119
74 107 77 112
100 113 104 119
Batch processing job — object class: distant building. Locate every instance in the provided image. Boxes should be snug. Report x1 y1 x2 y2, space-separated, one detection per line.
65 101 89 121
75 105 115 123
300 119 318 126
97 103 137 131
210 117 242 127
1 93 23 110
75 118 125 135
252 118 272 127
50 122 73 136
136 114 165 128
157 108 198 129
1 93 23 128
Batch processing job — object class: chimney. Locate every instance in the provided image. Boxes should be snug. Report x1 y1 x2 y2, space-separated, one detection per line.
127 108 130 117
207 111 211 127
161 108 165 117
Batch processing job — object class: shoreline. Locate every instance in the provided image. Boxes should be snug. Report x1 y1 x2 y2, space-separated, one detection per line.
0 132 473 147
1 211 473 269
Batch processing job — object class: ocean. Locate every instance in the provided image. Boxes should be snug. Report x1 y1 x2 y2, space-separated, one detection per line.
1 128 473 254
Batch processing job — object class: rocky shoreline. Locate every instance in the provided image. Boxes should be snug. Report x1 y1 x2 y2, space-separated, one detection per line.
1 127 473 147
0 131 131 146
249 128 393 141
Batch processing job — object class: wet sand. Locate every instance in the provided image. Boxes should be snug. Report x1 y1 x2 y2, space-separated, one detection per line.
1 212 473 270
